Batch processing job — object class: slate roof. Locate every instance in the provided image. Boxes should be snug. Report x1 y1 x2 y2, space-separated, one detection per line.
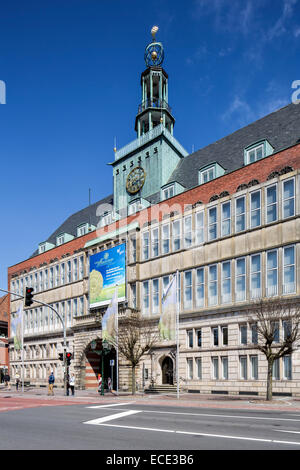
168 102 300 189
31 194 113 257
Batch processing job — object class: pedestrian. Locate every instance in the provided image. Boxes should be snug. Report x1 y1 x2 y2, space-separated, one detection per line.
15 372 20 391
107 377 112 392
48 371 55 396
98 373 102 394
4 372 10 390
69 374 75 396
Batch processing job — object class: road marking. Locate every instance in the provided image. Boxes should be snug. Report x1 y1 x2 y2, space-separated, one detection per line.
84 409 141 425
274 430 300 434
99 423 300 446
141 410 300 422
86 402 135 409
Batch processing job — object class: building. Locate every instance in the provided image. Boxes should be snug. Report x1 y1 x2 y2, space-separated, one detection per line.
8 29 300 396
0 295 9 382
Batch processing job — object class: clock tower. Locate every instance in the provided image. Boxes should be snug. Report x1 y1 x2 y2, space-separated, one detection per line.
111 27 188 217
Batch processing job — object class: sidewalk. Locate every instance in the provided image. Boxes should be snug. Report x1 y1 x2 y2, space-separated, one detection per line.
1 384 300 411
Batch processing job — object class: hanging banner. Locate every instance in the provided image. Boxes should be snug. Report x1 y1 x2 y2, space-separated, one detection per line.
89 243 126 308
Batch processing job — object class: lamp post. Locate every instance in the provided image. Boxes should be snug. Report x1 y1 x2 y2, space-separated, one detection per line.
100 340 111 396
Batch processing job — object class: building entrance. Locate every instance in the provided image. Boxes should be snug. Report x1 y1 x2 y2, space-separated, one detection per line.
85 340 116 390
162 357 174 385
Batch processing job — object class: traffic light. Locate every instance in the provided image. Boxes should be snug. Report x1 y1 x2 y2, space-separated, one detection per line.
24 287 34 307
58 353 64 361
66 352 72 366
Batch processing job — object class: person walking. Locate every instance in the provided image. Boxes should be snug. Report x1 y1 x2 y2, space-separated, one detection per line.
48 371 55 396
15 372 20 391
69 374 75 396
4 371 10 390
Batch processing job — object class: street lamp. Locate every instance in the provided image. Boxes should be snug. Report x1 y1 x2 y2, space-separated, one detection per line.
100 340 111 396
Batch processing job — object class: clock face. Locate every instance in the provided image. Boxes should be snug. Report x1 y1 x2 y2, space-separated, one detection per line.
126 167 146 194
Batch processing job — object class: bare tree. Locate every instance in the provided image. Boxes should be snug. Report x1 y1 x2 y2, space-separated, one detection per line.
109 311 160 395
248 298 300 401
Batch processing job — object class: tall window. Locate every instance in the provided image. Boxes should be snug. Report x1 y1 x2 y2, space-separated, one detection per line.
235 196 246 232
152 279 159 314
283 356 292 380
283 245 295 294
251 356 258 380
50 268 54 289
187 359 193 380
187 330 193 348
184 215 192 248
221 202 231 237
73 258 78 282
196 358 202 379
67 261 71 283
151 228 159 258
208 207 217 241
184 271 192 310
172 220 181 251
222 326 228 346
221 261 231 304
60 263 65 285
208 265 218 306
250 191 261 228
272 358 280 380
240 325 247 345
142 281 149 315
222 357 228 380
250 254 261 299
240 356 247 380
195 211 204 244
266 184 277 223
79 256 84 280
142 232 149 260
235 257 246 301
73 298 78 317
131 283 137 310
266 249 278 297
283 178 295 219
212 327 219 346
162 224 170 254
212 357 219 379
196 268 204 308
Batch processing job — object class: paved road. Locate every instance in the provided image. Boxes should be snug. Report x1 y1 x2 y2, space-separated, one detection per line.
1 393 300 450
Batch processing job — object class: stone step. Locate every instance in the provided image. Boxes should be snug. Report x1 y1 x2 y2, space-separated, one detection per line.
144 384 179 394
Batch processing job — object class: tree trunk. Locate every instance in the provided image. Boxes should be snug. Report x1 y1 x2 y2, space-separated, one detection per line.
131 365 136 395
266 359 273 401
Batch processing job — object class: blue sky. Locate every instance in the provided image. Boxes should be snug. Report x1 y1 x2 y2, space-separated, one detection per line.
1 0 300 290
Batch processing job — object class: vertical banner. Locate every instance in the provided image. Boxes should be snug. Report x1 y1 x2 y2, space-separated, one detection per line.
102 286 118 342
158 274 177 341
89 243 126 308
11 304 23 351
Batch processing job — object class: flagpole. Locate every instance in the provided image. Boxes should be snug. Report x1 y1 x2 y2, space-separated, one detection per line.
116 284 119 396
176 270 180 400
21 306 24 393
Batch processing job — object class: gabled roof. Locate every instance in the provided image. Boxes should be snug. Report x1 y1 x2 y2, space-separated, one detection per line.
168 103 300 189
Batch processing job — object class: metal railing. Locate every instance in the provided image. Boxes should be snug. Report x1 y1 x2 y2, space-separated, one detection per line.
138 99 171 114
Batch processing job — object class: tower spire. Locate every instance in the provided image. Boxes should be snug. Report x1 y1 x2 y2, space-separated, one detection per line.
135 26 175 137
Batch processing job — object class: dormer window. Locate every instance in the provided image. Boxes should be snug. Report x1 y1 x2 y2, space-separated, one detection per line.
57 234 65 246
198 162 225 186
246 144 264 164
244 140 274 165
39 243 46 253
128 199 142 215
162 184 174 200
100 212 113 227
200 166 215 184
56 233 74 246
77 223 88 236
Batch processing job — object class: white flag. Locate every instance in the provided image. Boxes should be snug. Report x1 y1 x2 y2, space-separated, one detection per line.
159 275 177 341
102 286 118 342
11 304 23 350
